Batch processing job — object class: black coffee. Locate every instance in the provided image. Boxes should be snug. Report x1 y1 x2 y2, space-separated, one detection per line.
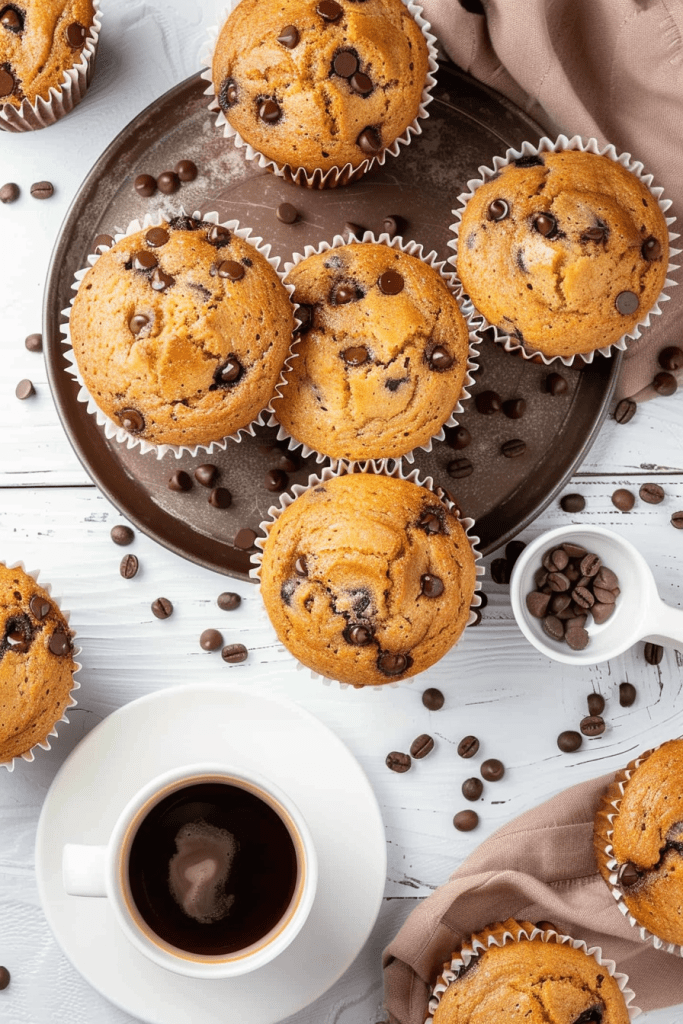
128 782 298 955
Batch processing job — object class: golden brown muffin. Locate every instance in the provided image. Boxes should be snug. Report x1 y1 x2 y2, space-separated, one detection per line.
0 564 77 764
594 739 683 947
456 149 670 359
211 0 430 175
69 216 295 449
259 473 477 686
0 0 95 106
431 919 630 1024
272 243 472 460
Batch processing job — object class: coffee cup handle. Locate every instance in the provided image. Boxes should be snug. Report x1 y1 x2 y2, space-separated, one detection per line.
63 843 108 897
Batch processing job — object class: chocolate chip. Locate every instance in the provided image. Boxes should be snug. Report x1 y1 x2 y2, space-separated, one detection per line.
156 171 180 194
462 777 483 801
134 174 156 197
15 379 34 400
501 438 526 459
350 71 373 94
545 373 567 396
343 623 372 648
0 6 21 30
644 641 663 665
195 464 218 487
582 225 606 242
207 224 231 247
209 487 232 508
377 651 409 675
175 159 197 181
453 810 479 832
653 371 678 396
481 758 504 781
418 512 441 534
343 346 368 365
526 591 550 618
0 182 19 203
317 0 343 19
543 615 564 641
145 227 169 247
295 303 313 334
533 213 556 237
475 390 502 415
219 78 238 110
120 554 139 579
422 687 444 710
615 290 639 315
383 215 406 238
111 525 134 546
619 682 637 707
639 482 665 504
222 643 248 663
214 357 243 385
490 558 510 585
586 693 605 716
294 556 308 577
151 597 173 619
457 735 479 758
0 966 10 990
557 730 582 752
410 734 434 759
386 751 411 773
611 488 635 512
447 458 473 479
428 346 454 370
218 592 241 611
0 68 14 95
65 21 86 46
642 236 662 261
580 715 605 737
274 451 298 472
671 511 683 529
264 469 288 492
92 234 114 253
617 862 641 888
276 202 298 224
128 314 150 336
277 24 299 47
378 269 404 295
48 630 70 656
420 573 444 598
333 50 358 77
333 282 359 304
29 595 51 620
200 628 223 651
445 425 471 450
218 259 247 283
118 408 144 433
341 221 364 241
132 250 157 272
168 470 192 492
234 528 258 550
560 493 585 513
487 199 509 222
659 346 683 371
502 398 526 419
357 127 382 154
259 98 282 123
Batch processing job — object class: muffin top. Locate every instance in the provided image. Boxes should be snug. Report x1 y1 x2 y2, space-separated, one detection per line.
69 217 295 448
432 920 630 1024
0 0 94 107
456 149 670 358
259 473 477 686
272 243 472 460
0 564 76 764
211 0 430 174
595 739 683 946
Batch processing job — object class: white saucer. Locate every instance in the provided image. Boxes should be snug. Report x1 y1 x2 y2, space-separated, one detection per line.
35 683 386 1024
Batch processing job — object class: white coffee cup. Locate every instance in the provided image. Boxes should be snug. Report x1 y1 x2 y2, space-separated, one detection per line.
62 763 317 979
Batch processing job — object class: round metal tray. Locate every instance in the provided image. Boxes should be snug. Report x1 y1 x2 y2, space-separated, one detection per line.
44 63 620 579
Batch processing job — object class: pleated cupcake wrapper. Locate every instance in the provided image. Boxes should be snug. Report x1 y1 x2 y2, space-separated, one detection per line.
0 561 81 773
448 133 681 367
426 919 640 1022
200 0 438 190
595 742 683 957
249 460 483 690
0 0 102 133
266 231 481 466
61 209 298 460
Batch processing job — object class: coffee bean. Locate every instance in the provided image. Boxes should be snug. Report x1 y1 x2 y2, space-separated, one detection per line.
481 758 504 781
453 810 479 832
0 182 19 203
462 778 483 801
15 379 35 400
671 511 683 530
234 528 257 550
551 593 571 615
578 553 600 577
218 592 241 611
535 568 549 588
533 213 556 237
264 469 288 492
422 687 444 711
526 591 550 618
120 554 139 579
617 682 636 707
156 171 180 194
333 50 358 77
30 181 54 200
383 215 406 238
548 572 570 593
638 482 665 505
445 425 471 450
614 398 636 424
551 548 569 571
617 862 641 888
200 628 223 651
378 651 409 676
151 598 173 619
222 643 248 663
357 127 382 154
0 966 9 990
490 558 510 585
543 615 564 642
134 174 156 197
653 371 678 397
420 573 444 598
545 373 567 395
560 493 585 513
410 734 434 759
594 566 618 591
175 159 198 182
111 524 134 546
487 199 509 221
24 332 42 353
195 464 218 487
168 470 192 492
565 626 589 651
505 540 526 567
557 730 582 752
29 595 50 620
580 715 605 737
502 398 526 419
593 586 616 605
587 693 605 716
615 290 639 315
428 346 454 370
386 751 411 773
572 586 594 609
501 438 526 458
277 24 299 47
659 346 683 371
644 641 663 665
259 98 282 123
475 390 502 415
611 488 635 512
561 543 586 560
276 201 298 224
448 457 473 479
457 735 479 759
209 487 232 508
591 602 615 625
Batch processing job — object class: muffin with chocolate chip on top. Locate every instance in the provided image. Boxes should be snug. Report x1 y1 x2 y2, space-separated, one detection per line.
456 148 670 359
68 217 295 449
211 0 431 182
259 472 477 687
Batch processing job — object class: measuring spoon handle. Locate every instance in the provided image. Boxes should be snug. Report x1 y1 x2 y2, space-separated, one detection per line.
643 599 683 653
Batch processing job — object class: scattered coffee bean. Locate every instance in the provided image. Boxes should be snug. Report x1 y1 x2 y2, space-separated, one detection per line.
580 715 605 737
218 592 241 611
502 398 526 419
481 758 504 781
462 777 483 801
120 554 139 579
659 346 683 372
276 202 298 224
168 470 192 492
410 734 434 759
557 730 582 752
15 378 35 399
30 180 54 200
617 862 641 888
110 524 134 546
639 482 665 504
0 966 9 990
447 457 473 479
614 398 636 424
545 373 568 396
156 171 180 194
234 528 257 550
386 751 411 773
501 438 526 458
195 464 218 487
200 628 223 651
560 493 585 513
653 371 677 397
671 511 683 529
222 643 248 663
612 488 635 512
24 332 42 352
619 682 637 707
644 642 663 665
209 487 232 508
422 687 444 711
587 693 605 716
490 558 510 585
457 735 479 759
453 810 479 832
175 159 198 181
445 425 471 450
475 390 502 415
134 174 156 197
151 598 173 619
0 182 19 203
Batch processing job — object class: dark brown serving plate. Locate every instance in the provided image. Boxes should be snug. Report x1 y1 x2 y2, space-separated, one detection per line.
44 63 620 579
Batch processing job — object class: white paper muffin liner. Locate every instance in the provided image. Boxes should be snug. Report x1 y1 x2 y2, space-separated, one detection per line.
266 231 481 466
426 919 640 1022
61 209 298 460
200 0 438 190
597 742 683 956
448 134 681 367
0 561 81 772
249 460 483 690
0 0 102 133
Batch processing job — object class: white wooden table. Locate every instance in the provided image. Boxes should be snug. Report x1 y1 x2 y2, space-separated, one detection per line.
1 4 682 1021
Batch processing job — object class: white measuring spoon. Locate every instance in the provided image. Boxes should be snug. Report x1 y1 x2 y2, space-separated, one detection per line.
510 524 683 665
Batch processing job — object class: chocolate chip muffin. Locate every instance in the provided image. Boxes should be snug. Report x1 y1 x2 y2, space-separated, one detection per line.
271 242 472 461
594 739 683 947
69 217 295 449
0 564 77 764
211 0 431 177
0 0 95 107
259 472 477 687
431 919 631 1024
456 149 670 359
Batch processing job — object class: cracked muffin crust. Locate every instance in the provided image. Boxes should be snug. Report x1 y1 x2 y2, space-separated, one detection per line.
271 242 472 461
431 919 630 1024
211 0 430 174
456 150 669 358
69 217 295 448
594 739 683 946
0 0 94 106
259 472 477 686
0 564 76 763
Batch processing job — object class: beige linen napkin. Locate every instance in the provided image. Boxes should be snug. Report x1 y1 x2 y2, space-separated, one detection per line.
420 0 682 400
383 774 683 1022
